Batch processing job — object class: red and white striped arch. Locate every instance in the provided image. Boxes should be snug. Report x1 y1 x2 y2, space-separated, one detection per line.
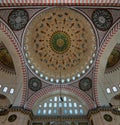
0 0 120 6
0 19 27 106
94 20 120 106
25 85 95 110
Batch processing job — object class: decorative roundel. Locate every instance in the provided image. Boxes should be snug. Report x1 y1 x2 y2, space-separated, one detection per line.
8 114 17 122
103 114 112 122
92 9 113 31
79 77 92 91
23 7 97 84
50 31 71 54
8 9 29 30
28 77 42 91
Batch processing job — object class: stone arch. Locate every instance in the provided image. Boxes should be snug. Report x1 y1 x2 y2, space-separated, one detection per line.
25 85 95 110
94 19 120 106
0 19 27 106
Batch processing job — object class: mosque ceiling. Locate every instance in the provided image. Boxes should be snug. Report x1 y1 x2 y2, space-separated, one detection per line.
0 4 120 118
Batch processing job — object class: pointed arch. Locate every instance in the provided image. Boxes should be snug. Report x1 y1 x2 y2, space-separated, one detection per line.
0 19 27 106
25 85 95 110
94 19 120 106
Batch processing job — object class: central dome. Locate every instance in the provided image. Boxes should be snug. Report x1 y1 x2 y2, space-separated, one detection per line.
23 7 96 84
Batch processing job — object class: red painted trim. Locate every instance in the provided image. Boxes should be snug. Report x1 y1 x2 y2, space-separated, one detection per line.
94 21 120 106
26 85 95 110
0 0 120 6
0 20 27 106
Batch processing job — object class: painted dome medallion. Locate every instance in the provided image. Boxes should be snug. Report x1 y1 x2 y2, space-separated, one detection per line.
23 7 97 84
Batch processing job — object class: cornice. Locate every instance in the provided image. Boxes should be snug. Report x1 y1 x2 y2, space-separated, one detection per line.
0 106 119 121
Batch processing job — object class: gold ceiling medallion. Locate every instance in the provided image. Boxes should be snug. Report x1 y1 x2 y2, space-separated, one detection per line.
49 31 71 54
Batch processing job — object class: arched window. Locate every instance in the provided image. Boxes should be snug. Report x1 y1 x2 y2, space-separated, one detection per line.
106 88 111 93
3 87 8 93
36 95 85 115
10 88 14 94
112 86 118 92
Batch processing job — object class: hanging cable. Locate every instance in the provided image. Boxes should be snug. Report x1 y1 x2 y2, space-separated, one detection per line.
59 58 63 102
